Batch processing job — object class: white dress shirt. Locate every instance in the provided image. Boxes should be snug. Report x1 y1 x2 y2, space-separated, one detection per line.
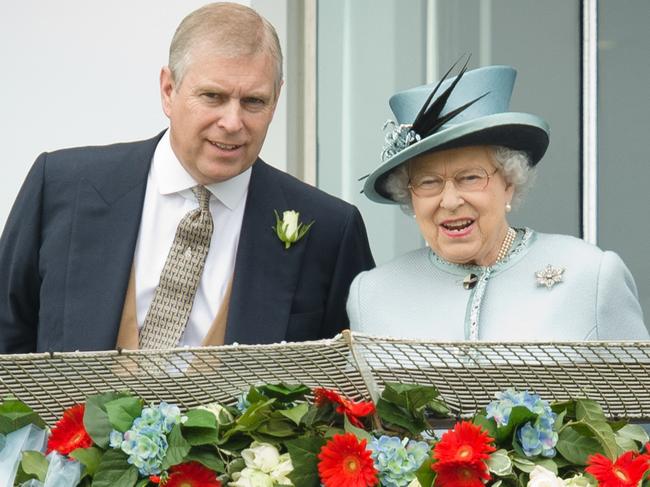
133 131 250 346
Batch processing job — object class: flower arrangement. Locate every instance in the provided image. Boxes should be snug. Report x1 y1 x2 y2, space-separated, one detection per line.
1 383 649 486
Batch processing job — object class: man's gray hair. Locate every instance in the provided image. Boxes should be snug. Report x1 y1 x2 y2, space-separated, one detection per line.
169 2 283 96
383 146 537 213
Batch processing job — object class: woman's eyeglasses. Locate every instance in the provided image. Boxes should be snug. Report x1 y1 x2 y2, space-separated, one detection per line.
408 166 499 198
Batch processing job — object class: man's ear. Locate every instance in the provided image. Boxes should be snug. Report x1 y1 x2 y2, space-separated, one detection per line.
160 66 175 118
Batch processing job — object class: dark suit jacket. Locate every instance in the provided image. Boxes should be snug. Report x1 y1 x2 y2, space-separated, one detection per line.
0 133 374 353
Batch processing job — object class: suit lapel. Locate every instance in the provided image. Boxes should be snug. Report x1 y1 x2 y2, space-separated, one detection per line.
63 134 163 351
225 161 310 344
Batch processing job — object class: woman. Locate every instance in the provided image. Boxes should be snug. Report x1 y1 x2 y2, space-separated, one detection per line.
347 62 647 341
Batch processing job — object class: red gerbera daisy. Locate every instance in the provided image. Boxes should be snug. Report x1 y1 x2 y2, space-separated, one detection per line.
433 461 492 487
431 421 496 487
46 404 93 455
318 433 378 487
313 387 375 428
164 462 221 487
433 421 496 464
586 450 650 487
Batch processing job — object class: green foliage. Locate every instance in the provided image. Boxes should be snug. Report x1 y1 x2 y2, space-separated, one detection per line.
0 399 45 434
286 437 326 487
18 450 49 482
84 391 132 448
105 396 143 433
376 382 450 436
91 449 139 487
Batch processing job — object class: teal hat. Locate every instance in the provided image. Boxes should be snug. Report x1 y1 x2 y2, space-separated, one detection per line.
364 62 550 204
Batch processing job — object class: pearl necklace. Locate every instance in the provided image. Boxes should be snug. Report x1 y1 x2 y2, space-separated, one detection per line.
495 227 516 263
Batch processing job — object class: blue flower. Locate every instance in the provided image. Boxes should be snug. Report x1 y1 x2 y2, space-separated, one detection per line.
486 389 558 458
369 435 430 487
109 402 185 476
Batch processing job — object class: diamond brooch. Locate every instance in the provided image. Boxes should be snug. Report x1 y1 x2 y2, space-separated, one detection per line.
535 265 565 289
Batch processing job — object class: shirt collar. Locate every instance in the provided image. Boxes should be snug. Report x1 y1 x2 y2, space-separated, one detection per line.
152 130 251 210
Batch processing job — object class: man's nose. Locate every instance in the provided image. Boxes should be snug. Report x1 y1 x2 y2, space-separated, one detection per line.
439 180 464 210
217 100 244 132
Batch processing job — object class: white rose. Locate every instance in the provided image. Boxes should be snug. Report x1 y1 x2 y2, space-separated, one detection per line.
407 479 422 487
230 467 274 487
197 402 234 425
241 442 282 473
527 466 566 487
282 211 300 240
269 452 293 485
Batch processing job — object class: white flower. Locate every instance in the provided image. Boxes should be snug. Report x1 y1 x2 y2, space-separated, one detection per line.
564 474 597 487
527 466 566 487
269 453 293 485
229 467 274 487
197 402 234 425
407 478 422 487
273 210 314 249
281 211 299 240
241 442 282 473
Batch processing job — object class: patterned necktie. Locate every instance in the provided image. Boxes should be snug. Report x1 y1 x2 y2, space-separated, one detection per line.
139 185 213 349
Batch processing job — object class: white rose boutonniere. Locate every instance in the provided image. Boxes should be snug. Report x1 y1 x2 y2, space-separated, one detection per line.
273 210 314 249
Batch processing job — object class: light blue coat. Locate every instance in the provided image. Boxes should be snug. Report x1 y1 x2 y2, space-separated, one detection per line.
347 229 648 341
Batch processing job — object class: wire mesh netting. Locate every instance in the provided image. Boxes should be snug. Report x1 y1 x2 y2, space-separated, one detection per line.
1 331 649 425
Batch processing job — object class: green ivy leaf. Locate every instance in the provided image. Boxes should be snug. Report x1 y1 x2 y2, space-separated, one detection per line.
511 455 536 473
381 383 445 413
161 423 192 470
557 426 603 465
473 413 497 439
375 398 423 436
255 417 300 438
487 449 512 476
257 383 311 403
185 446 226 473
278 403 309 426
575 399 606 423
184 409 218 429
84 391 131 448
0 400 46 434
20 450 49 482
92 449 138 487
616 424 650 445
415 456 436 487
70 446 103 476
286 437 326 487
343 415 373 443
105 396 143 433
183 409 219 446
534 458 558 474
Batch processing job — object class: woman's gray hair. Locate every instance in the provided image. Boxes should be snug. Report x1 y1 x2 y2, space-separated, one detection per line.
169 2 283 97
383 146 536 213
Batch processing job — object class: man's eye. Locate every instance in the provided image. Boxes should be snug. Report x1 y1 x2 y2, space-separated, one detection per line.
243 98 266 107
202 93 222 101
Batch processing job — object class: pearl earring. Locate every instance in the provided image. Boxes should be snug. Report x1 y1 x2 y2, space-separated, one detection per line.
505 202 512 213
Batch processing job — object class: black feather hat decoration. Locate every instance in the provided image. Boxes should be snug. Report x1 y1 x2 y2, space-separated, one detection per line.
410 54 488 141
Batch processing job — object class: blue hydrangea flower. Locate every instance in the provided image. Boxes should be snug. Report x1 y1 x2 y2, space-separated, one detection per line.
369 435 430 487
109 401 185 476
486 389 558 458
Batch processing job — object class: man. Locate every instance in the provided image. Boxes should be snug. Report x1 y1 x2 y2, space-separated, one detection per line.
0 3 374 353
